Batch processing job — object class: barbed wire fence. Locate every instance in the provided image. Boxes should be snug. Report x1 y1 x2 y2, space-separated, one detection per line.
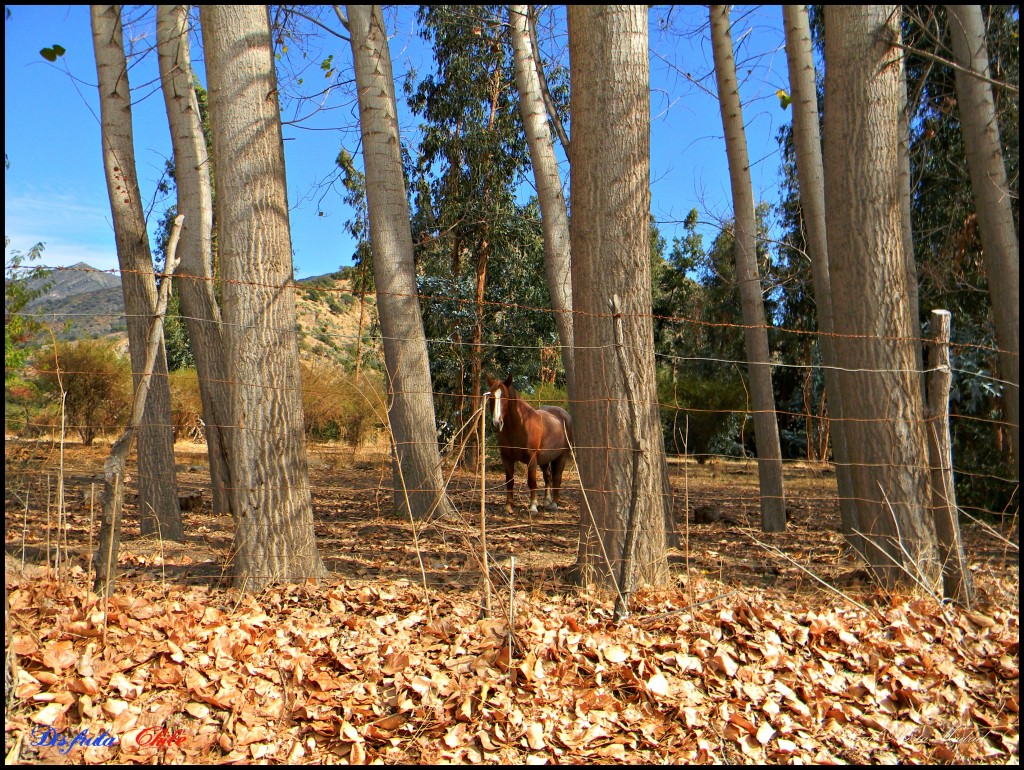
4 264 1019 598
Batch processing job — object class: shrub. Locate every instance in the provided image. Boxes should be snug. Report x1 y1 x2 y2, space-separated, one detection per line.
168 368 205 442
657 367 746 461
300 361 386 445
33 338 131 445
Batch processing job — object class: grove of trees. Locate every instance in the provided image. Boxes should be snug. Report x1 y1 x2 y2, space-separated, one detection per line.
5 5 1017 607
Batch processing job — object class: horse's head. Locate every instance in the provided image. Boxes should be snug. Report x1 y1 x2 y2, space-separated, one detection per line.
486 374 515 432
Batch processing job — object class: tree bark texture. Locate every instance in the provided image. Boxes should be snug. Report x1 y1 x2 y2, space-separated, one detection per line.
710 5 787 532
823 5 940 589
348 4 455 520
156 4 235 518
946 4 1020 478
568 5 669 592
509 4 576 402
202 5 326 589
91 4 183 542
897 28 924 382
782 5 860 549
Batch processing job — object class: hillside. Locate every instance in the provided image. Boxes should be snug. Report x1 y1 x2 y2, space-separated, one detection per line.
23 262 125 340
21 264 379 365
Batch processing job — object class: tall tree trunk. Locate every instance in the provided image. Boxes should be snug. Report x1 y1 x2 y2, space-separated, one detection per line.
347 4 455 519
710 5 787 532
202 5 326 588
509 4 575 400
823 5 940 589
156 4 235 518
897 30 924 382
782 5 860 550
91 5 183 542
567 5 669 598
947 4 1020 477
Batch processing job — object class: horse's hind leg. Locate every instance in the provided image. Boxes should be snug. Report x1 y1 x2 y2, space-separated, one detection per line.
541 463 553 507
546 455 567 511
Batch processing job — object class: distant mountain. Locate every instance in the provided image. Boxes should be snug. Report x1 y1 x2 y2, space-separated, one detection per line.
23 262 126 340
21 263 379 366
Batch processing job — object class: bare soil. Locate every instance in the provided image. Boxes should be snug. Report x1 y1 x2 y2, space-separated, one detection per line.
5 437 1017 605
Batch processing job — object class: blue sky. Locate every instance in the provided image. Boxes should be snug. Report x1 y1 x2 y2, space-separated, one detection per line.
5 5 792 280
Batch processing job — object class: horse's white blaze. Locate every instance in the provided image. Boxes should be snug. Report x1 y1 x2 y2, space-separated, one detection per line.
492 390 503 430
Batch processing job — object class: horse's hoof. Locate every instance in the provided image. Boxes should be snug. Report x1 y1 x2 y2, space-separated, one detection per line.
544 501 558 512
529 505 539 514
506 506 515 515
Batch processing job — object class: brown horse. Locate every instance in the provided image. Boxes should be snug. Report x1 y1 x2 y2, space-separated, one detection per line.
486 374 574 514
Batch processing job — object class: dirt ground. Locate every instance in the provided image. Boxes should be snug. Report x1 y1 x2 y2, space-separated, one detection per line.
4 437 1018 607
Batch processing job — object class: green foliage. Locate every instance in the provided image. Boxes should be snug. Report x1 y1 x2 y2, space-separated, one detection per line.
404 6 563 439
775 5 1019 511
657 366 746 461
33 339 132 446
163 289 195 371
39 44 66 62
301 361 386 445
5 238 50 379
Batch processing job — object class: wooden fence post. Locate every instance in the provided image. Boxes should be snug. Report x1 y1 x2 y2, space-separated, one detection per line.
926 309 974 607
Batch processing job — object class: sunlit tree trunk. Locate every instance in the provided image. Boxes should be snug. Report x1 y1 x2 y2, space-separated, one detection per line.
710 5 787 532
347 4 455 519
156 4 234 518
782 5 860 549
568 5 669 597
202 5 327 588
947 4 1020 476
509 4 575 400
91 4 182 541
823 5 940 589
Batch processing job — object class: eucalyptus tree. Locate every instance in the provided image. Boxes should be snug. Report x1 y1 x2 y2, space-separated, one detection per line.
407 5 535 460
202 5 327 587
710 5 786 531
568 5 669 603
91 4 182 541
823 5 939 589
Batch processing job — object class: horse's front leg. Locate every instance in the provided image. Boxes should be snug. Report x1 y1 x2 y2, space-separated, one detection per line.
527 457 540 513
503 454 516 514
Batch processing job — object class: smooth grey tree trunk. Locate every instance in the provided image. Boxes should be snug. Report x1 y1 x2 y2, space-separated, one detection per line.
91 4 182 542
347 4 456 520
567 5 669 599
823 5 940 589
782 5 860 550
202 5 327 589
947 4 1020 478
156 4 235 518
710 6 787 532
509 4 575 401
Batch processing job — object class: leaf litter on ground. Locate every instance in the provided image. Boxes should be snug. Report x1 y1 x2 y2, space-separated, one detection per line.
5 565 1019 765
